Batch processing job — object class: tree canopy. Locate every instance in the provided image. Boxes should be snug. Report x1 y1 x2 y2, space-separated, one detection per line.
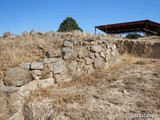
58 17 82 32
125 33 142 39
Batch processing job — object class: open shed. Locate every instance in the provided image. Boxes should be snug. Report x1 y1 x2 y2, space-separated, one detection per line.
95 20 160 35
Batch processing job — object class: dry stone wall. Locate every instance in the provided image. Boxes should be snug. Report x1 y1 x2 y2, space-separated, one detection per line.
0 37 119 119
2 39 119 95
115 39 160 59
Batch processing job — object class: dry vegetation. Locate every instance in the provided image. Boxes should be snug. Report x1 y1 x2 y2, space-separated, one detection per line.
1 32 160 119
26 54 160 119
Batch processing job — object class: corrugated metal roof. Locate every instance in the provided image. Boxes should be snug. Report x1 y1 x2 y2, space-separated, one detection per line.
95 20 160 35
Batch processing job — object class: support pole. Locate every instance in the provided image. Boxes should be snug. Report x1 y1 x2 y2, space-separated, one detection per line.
95 27 97 34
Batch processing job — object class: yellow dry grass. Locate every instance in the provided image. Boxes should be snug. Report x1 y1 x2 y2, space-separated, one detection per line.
0 36 47 69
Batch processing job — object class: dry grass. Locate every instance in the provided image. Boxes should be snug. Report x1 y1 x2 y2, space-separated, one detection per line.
28 88 86 107
0 36 47 69
106 53 139 76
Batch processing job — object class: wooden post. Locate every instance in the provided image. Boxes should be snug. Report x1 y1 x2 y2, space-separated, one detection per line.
95 27 97 34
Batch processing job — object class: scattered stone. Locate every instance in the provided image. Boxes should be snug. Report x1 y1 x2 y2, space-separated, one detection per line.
31 62 44 70
3 32 10 38
45 31 54 37
22 31 29 36
4 67 33 87
30 29 36 35
10 34 17 39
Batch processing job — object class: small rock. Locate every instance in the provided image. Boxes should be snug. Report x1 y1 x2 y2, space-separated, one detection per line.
90 45 103 53
105 54 111 62
22 31 29 36
84 58 93 65
42 58 57 64
46 49 61 58
89 53 96 59
77 48 88 59
3 32 10 38
31 70 42 80
53 59 66 73
67 60 78 71
63 40 74 48
37 78 55 88
94 53 99 58
31 62 44 70
111 44 117 51
19 62 31 70
100 52 105 58
87 65 94 74
62 48 77 60
81 42 87 46
3 86 19 94
10 34 17 39
123 89 128 95
93 58 104 69
30 29 36 35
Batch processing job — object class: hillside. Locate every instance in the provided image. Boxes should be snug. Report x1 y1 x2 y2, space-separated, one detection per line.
0 31 160 120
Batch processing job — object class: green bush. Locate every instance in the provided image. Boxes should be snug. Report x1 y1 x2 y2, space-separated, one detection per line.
58 17 82 32
125 33 142 39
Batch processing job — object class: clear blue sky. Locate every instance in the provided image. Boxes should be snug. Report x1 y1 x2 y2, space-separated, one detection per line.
0 0 159 35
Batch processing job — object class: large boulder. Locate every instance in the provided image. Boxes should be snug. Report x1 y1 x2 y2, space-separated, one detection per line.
4 67 33 87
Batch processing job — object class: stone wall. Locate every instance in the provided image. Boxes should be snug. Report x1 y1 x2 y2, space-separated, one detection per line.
2 39 119 95
115 39 160 59
0 38 119 119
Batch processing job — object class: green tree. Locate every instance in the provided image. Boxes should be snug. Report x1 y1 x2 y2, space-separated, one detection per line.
125 33 142 39
58 17 82 32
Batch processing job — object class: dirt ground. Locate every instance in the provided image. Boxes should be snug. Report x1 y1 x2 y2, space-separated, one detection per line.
27 55 160 120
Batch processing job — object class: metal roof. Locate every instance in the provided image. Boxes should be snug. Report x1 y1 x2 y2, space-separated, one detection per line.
95 20 160 35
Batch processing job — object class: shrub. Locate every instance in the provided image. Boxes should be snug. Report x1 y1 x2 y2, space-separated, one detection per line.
58 17 82 32
125 33 142 39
